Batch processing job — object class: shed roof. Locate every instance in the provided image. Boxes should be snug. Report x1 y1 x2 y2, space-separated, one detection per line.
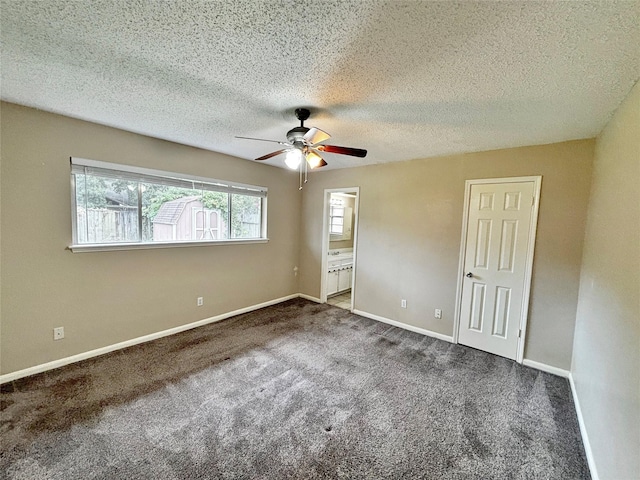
152 196 200 225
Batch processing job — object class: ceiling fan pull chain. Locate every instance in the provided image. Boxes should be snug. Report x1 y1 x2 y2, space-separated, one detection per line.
304 157 308 184
299 161 303 190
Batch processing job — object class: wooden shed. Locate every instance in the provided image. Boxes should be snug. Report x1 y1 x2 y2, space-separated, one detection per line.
152 196 224 241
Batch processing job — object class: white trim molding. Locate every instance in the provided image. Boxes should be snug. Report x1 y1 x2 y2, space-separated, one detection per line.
453 176 542 364
520 360 598 480
320 187 360 308
353 309 454 343
299 293 322 303
569 374 600 480
0 294 299 384
69 238 268 253
522 359 570 378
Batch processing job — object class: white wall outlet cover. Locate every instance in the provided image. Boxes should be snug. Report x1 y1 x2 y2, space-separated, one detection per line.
197 297 204 306
401 299 407 308
53 327 64 340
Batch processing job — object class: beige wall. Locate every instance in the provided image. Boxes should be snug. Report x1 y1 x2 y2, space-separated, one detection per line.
300 140 594 369
572 81 640 479
0 102 301 374
0 101 597 376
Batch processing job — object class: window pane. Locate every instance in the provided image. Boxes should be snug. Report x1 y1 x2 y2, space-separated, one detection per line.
74 173 139 243
142 184 229 242
201 191 229 240
231 194 261 239
72 160 265 246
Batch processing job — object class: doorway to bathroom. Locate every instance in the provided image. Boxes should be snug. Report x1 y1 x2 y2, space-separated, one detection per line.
321 187 359 311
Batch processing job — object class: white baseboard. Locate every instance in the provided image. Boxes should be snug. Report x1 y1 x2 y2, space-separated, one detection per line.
522 359 570 378
0 293 300 384
569 374 599 480
0 293 600 480
521 360 598 480
299 293 322 303
352 309 454 343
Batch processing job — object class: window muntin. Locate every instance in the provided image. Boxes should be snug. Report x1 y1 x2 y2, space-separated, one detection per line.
71 158 267 247
330 206 345 235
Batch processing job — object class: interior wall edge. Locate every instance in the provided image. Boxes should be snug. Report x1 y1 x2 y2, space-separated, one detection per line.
568 78 640 479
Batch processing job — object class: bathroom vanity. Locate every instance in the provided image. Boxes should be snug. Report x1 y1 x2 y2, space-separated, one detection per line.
327 249 353 296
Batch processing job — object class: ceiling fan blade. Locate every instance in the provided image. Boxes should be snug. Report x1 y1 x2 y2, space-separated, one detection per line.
255 149 287 161
316 144 367 158
303 127 331 146
306 150 327 169
235 136 290 146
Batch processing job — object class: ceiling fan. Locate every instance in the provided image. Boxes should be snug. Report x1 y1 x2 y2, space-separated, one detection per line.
236 108 367 187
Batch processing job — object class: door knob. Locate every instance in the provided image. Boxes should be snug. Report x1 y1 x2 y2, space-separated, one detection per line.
466 272 473 278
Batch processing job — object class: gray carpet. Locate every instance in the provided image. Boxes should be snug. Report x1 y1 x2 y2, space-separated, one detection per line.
1 299 590 479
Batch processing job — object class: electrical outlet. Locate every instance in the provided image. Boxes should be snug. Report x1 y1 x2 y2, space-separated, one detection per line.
401 299 407 308
53 327 64 340
197 297 204 307
435 309 442 319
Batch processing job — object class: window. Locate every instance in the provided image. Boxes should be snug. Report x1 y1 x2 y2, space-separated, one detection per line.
71 158 267 250
330 205 345 236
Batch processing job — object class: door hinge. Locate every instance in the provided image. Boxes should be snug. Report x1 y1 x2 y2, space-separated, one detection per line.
518 329 522 338
531 196 535 206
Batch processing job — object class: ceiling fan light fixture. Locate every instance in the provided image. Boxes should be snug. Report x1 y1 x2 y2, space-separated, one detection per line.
284 149 303 170
237 107 367 188
306 150 324 169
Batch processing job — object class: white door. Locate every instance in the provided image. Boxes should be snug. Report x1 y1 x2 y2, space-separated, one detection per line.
458 181 537 360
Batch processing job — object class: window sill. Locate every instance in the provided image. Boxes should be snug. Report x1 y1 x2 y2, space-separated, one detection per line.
68 238 269 253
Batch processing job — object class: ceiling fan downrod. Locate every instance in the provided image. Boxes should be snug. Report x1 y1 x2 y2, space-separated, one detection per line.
295 108 311 127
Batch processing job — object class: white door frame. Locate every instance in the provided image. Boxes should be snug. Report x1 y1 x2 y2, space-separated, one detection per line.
321 187 360 309
453 176 542 363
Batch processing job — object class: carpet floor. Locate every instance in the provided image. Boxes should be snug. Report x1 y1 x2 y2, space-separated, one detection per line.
1 299 590 479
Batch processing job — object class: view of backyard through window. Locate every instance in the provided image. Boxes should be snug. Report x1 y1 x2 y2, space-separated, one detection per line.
73 170 263 245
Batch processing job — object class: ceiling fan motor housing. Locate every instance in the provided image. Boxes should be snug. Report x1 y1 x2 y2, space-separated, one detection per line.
238 105 365 165
286 126 310 147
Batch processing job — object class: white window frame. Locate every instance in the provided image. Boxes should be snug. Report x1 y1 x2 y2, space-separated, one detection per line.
69 157 268 252
329 205 345 236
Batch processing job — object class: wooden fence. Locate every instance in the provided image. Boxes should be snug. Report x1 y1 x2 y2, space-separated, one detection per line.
78 208 260 243
76 208 140 243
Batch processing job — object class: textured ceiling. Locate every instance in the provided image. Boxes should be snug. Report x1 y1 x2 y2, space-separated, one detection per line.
1 1 639 170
